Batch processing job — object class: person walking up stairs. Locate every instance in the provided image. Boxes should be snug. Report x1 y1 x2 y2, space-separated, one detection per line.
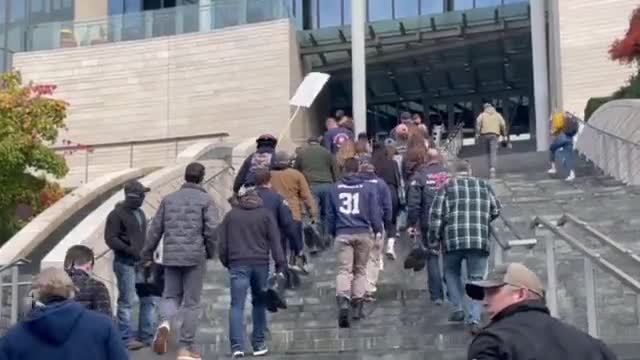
327 158 383 328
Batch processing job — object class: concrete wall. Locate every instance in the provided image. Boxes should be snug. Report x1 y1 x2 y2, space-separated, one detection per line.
557 0 639 117
14 19 308 186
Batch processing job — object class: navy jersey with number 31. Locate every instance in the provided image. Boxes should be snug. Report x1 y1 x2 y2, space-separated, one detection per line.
328 175 383 236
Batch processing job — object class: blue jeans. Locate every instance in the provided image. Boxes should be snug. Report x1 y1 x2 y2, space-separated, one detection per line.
443 250 489 324
426 254 444 302
550 133 575 172
229 265 269 352
113 257 137 342
311 183 332 237
137 296 159 345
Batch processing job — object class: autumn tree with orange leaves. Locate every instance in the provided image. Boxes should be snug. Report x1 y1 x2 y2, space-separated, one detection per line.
609 6 640 65
0 71 68 244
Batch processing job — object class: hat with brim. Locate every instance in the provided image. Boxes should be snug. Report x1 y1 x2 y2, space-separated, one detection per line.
465 263 545 301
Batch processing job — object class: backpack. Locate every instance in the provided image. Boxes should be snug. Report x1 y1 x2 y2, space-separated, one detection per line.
563 112 580 137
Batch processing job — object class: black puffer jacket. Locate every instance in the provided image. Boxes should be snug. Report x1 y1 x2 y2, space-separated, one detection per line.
468 300 617 360
143 183 219 267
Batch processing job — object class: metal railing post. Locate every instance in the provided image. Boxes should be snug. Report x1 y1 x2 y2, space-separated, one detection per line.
494 244 504 266
129 143 134 168
10 266 18 325
84 150 90 183
627 143 634 184
584 257 598 337
544 235 559 317
0 271 4 321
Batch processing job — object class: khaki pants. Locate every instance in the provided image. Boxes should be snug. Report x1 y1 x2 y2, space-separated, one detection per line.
335 233 373 300
366 233 385 293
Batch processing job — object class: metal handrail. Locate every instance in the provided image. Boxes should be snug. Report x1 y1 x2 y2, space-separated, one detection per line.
0 258 30 274
557 213 640 266
0 258 31 326
531 216 640 337
576 114 640 148
51 132 229 151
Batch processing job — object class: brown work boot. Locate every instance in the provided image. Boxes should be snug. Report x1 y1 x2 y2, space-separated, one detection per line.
177 347 202 360
127 339 145 351
152 321 170 354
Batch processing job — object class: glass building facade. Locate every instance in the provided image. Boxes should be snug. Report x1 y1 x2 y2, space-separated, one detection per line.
0 0 528 72
308 0 527 28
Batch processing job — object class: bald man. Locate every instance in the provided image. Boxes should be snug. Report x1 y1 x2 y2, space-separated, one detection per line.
406 149 450 304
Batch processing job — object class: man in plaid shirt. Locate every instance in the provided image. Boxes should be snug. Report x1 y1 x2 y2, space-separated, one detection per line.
426 170 501 334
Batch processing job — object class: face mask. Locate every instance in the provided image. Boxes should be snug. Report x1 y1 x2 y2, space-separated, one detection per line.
125 194 145 209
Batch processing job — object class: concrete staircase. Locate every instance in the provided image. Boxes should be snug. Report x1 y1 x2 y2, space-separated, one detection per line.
129 152 640 360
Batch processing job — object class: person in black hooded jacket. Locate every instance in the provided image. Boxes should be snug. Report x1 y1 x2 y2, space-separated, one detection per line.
218 187 286 357
104 179 150 350
233 134 278 193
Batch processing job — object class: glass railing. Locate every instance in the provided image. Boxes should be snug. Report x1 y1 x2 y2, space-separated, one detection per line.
26 0 292 52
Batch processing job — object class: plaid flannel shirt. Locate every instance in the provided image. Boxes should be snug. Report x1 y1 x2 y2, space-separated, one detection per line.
426 176 501 253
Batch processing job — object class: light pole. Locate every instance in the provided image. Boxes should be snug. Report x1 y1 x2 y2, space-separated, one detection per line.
351 0 367 135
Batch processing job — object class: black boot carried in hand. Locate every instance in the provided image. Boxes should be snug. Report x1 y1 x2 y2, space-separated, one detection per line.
351 298 365 320
336 296 351 328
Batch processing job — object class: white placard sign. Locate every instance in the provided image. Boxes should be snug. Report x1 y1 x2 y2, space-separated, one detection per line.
289 72 330 108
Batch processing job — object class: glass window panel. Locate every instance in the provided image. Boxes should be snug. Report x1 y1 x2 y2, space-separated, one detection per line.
109 0 125 15
475 0 500 7
0 0 6 25
125 0 143 13
212 1 240 29
502 0 527 3
420 0 443 15
453 0 473 10
143 0 162 11
9 0 26 22
394 0 418 19
368 0 391 21
318 0 341 27
248 0 277 23
7 24 25 51
343 0 350 25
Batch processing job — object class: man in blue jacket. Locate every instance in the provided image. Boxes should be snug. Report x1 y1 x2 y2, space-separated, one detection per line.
322 117 354 154
327 158 383 328
0 267 128 360
359 163 392 301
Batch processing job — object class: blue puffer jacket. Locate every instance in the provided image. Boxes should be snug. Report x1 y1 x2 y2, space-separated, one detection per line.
327 175 383 236
0 300 128 360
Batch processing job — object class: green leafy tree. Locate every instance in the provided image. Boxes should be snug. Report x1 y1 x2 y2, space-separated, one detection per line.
0 71 68 244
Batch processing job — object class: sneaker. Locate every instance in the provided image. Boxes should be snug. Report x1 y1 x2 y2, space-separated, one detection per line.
565 171 575 181
378 253 384 271
127 340 146 351
152 321 170 354
177 348 201 360
448 310 465 323
547 166 557 174
231 350 245 358
433 299 444 306
364 292 376 302
290 255 309 275
253 345 269 356
385 238 396 260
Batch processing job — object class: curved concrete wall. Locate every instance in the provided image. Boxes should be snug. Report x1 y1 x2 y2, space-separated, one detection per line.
576 100 640 185
41 141 235 303
0 167 156 266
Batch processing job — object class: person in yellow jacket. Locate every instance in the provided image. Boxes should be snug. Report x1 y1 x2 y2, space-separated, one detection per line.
476 103 507 178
